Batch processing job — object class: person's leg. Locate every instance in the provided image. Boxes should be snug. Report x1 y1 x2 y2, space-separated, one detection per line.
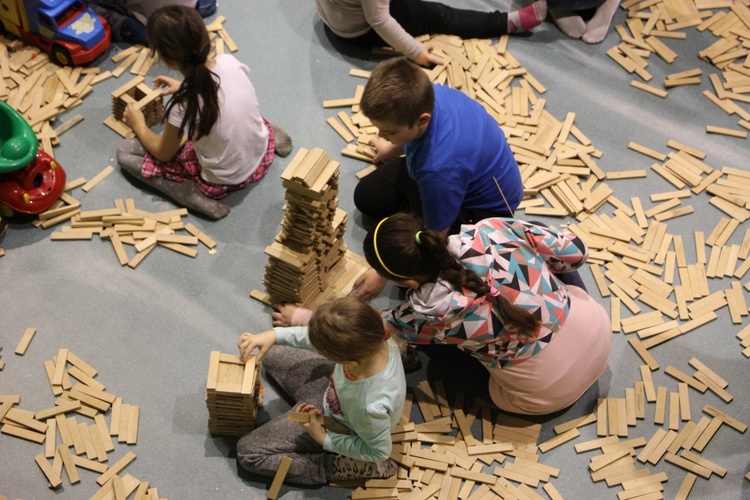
549 9 587 38
353 157 421 231
237 413 334 484
582 0 620 43
389 0 546 38
261 346 335 404
116 139 230 220
418 344 493 404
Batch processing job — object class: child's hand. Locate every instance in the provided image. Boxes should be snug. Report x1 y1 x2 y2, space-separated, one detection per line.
370 137 400 164
351 268 388 300
153 75 182 95
412 43 444 67
122 103 146 130
272 304 299 327
237 330 277 362
297 403 326 445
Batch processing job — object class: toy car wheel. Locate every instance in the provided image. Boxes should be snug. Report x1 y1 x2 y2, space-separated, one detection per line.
0 203 14 218
52 45 73 67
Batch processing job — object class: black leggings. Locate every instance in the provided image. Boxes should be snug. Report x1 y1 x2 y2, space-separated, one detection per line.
353 157 514 234
329 0 509 47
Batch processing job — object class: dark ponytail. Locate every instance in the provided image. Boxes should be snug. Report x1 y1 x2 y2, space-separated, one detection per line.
147 6 220 140
364 214 539 337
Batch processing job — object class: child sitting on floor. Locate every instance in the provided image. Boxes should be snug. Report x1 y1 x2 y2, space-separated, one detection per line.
317 0 547 66
116 6 291 219
236 296 406 484
352 56 523 298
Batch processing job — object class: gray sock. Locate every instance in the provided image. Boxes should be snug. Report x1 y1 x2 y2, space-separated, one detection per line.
271 123 293 157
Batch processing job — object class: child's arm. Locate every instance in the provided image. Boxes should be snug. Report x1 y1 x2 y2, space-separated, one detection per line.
238 330 277 362
123 103 183 162
361 2 442 66
323 406 393 463
509 220 589 273
351 268 388 300
370 137 404 164
271 304 313 327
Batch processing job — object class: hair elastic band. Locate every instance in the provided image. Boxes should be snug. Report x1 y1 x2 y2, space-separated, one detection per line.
373 217 410 279
489 286 501 297
415 231 423 244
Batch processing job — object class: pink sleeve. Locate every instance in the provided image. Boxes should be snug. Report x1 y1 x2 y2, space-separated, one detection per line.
291 307 314 327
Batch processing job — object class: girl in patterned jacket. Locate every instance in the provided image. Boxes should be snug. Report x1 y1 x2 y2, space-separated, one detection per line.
360 213 612 415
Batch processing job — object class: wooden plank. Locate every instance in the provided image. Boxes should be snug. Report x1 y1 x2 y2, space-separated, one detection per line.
81 166 115 192
538 428 580 453
35 453 62 489
702 405 747 433
664 453 711 478
641 365 657 402
15 327 37 355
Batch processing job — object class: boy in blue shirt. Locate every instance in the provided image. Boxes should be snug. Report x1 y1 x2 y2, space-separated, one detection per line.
353 57 523 298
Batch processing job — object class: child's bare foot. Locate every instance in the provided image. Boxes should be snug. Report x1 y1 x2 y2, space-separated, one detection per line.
582 0 621 43
550 8 586 38
271 123 293 157
507 0 548 33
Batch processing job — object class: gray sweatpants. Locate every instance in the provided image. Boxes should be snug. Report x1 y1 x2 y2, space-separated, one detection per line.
236 345 337 485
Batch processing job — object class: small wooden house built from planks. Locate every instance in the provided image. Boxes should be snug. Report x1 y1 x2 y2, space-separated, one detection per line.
206 351 262 436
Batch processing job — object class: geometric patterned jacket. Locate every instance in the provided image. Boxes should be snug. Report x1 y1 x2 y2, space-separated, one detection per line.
381 218 589 369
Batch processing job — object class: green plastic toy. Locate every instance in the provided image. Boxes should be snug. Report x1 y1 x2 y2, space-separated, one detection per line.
0 100 38 174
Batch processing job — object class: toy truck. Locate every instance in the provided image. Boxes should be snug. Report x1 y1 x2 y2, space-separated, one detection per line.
0 101 66 217
0 0 110 66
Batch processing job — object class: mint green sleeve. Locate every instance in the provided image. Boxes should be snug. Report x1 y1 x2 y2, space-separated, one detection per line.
322 405 393 463
272 326 314 351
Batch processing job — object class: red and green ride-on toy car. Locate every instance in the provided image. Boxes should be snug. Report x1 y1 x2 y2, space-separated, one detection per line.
0 100 67 218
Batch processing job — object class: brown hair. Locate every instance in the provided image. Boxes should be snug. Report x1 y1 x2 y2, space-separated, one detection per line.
147 6 219 141
363 214 540 337
360 58 434 127
308 296 387 363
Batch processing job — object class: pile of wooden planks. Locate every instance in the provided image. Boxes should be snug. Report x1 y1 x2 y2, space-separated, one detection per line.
0 38 159 156
206 351 262 436
607 0 750 137
41 184 217 269
318 364 746 499
0 348 166 498
256 147 364 308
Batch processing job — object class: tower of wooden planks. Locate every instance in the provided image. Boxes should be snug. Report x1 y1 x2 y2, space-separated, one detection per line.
205 351 262 436
262 147 351 307
104 76 164 139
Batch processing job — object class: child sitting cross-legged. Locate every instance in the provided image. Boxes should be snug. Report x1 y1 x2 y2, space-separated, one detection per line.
236 296 406 484
116 6 292 220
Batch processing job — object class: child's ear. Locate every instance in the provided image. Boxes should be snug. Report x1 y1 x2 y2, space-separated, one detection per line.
404 279 421 289
417 113 431 128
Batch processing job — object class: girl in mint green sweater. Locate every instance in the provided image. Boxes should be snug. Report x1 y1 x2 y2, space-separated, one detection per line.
236 296 406 484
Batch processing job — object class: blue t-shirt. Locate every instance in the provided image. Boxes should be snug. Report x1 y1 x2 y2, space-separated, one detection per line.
403 84 522 231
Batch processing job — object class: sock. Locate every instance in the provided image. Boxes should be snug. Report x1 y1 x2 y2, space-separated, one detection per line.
271 123 293 157
328 456 398 481
582 0 621 44
507 1 547 34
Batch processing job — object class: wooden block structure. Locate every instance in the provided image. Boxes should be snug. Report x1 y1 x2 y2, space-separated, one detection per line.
206 351 262 436
261 147 366 307
104 76 164 138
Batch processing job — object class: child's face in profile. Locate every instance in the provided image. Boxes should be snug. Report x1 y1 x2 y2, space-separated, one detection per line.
371 118 424 145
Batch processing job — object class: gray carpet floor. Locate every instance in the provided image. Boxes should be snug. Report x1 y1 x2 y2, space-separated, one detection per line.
1 1 748 499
